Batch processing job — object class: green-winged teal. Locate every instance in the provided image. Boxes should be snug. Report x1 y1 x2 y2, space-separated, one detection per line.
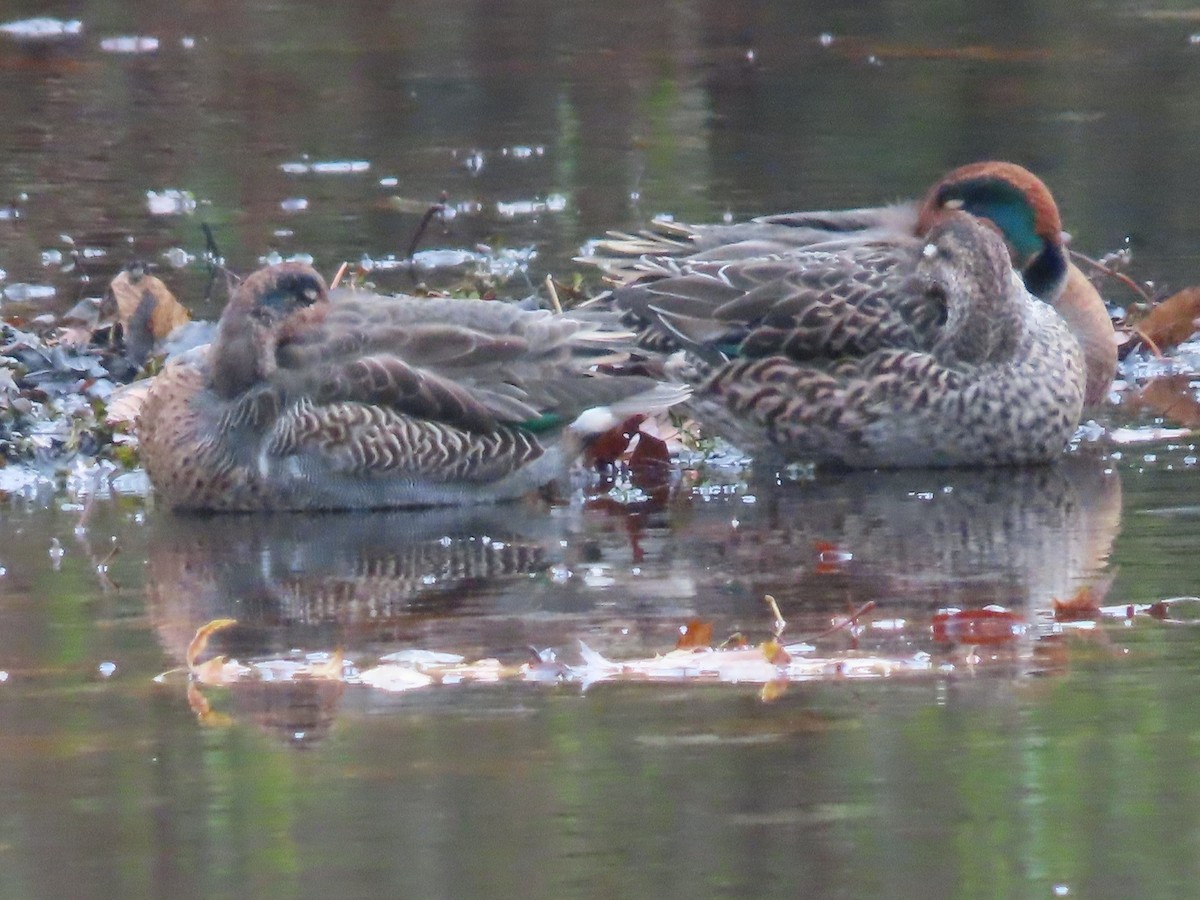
585 162 1115 469
138 263 687 511
589 161 1115 409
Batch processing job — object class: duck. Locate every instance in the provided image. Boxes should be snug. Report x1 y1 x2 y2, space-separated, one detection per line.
583 162 1113 469
137 262 688 511
587 161 1116 407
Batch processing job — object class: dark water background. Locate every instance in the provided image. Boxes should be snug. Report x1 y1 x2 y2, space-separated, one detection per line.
2 2 1200 897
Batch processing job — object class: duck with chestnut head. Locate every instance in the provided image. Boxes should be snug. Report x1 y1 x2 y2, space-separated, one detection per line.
584 162 1114 467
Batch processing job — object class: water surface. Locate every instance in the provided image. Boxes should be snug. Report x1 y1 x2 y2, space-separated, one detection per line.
1 2 1199 898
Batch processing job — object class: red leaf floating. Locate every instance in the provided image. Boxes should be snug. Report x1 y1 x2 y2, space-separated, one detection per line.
584 415 644 469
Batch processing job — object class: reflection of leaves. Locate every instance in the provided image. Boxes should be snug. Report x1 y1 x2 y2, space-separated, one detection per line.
759 679 788 703
584 414 644 468
1053 587 1102 622
931 608 1023 645
629 429 671 491
1131 287 1200 353
832 39 1049 63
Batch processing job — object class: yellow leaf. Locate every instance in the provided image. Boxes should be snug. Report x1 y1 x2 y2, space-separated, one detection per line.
760 678 789 703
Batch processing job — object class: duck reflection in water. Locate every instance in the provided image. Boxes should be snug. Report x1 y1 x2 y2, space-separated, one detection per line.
150 454 1121 743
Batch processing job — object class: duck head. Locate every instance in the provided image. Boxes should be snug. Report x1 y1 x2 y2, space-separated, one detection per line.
211 262 329 399
916 161 1067 302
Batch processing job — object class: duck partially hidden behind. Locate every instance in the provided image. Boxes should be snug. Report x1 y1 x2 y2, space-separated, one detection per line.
587 162 1116 469
138 263 687 511
590 161 1116 409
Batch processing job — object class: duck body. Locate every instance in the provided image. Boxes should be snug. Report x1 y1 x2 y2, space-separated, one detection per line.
138 263 686 511
603 211 1085 468
589 161 1116 410
586 162 1112 468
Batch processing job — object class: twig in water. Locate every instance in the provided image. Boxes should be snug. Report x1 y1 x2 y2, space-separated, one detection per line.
764 594 786 638
406 192 449 284
805 601 877 642
545 275 562 314
1070 248 1155 307
329 261 350 290
1133 328 1165 359
97 543 120 569
200 223 226 303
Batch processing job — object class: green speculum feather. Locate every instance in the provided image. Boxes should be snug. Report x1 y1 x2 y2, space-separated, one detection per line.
519 413 566 433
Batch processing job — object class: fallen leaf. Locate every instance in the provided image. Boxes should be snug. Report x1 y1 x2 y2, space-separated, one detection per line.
762 639 792 666
676 619 713 649
307 648 344 680
106 267 190 342
186 618 237 670
1133 375 1200 427
1132 287 1200 352
584 414 644 468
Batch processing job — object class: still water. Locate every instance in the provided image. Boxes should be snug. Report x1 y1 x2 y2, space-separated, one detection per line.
1 1 1200 897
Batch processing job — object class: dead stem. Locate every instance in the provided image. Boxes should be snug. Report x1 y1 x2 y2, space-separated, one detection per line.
329 261 350 290
805 601 877 642
544 274 563 314
406 192 449 283
200 223 226 303
764 594 786 637
1133 327 1165 359
96 543 120 569
1070 248 1156 306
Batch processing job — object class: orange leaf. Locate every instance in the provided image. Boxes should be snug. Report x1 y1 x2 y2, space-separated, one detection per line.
106 268 190 340
1135 375 1200 427
932 608 1023 645
186 618 237 670
307 648 345 680
676 619 714 649
1134 287 1200 352
1053 586 1103 622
